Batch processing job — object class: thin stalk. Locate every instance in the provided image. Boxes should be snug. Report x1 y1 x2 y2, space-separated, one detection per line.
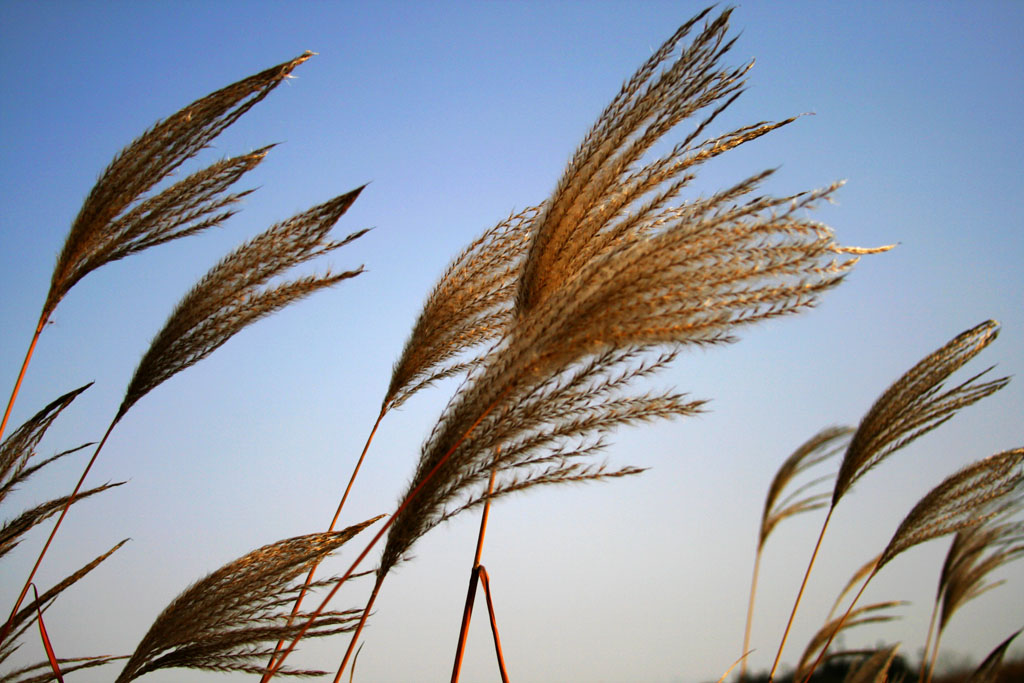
2 417 117 643
769 506 835 682
266 392 510 681
331 576 383 683
918 600 939 683
476 566 509 683
799 566 878 683
0 313 48 442
741 545 764 680
451 468 498 683
925 627 944 683
262 405 388 682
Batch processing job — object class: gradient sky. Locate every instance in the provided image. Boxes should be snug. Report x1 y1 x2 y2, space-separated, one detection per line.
1 2 1022 682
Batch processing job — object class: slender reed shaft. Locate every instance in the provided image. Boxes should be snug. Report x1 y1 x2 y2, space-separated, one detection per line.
262 405 388 682
799 567 877 683
925 628 944 683
741 546 763 680
769 506 834 681
266 394 509 680
476 566 509 683
918 602 939 683
331 577 383 683
0 314 47 442
451 468 497 682
2 417 117 642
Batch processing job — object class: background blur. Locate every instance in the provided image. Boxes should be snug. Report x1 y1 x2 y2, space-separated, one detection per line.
1 2 1022 681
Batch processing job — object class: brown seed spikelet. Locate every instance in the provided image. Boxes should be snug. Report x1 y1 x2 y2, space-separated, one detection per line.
117 187 367 422
44 52 313 318
115 520 379 682
878 448 1024 569
386 205 539 410
833 320 1009 506
378 8 872 579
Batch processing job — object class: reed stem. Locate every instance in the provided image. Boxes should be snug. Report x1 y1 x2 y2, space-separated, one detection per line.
262 405 388 681
799 566 876 683
769 506 834 681
0 314 47 443
476 566 509 683
265 393 509 680
741 545 763 680
451 468 497 683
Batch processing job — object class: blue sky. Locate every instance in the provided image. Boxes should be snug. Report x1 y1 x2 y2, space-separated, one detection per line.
1 2 1022 682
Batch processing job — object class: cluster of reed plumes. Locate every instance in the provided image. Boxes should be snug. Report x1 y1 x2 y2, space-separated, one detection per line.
2 6 1021 683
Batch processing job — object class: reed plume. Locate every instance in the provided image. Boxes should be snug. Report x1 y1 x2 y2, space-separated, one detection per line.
118 186 367 421
771 321 1009 679
742 427 850 677
1 385 92 505
4 188 367 644
1 52 312 444
386 206 539 411
115 522 378 682
797 448 1024 683
44 52 312 319
967 629 1021 683
833 320 1008 506
307 8 881 678
920 498 1023 681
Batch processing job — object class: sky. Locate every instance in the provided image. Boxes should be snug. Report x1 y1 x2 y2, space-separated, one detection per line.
1 1 1022 682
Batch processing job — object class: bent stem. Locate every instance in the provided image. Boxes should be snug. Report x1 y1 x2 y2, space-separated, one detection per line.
267 393 509 681
740 545 764 680
769 506 834 682
262 405 388 682
451 468 498 683
476 566 509 683
0 313 48 443
2 417 118 643
799 566 877 683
